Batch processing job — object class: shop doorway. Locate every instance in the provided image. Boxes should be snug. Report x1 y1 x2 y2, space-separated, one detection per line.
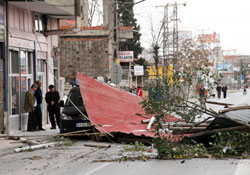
9 49 33 131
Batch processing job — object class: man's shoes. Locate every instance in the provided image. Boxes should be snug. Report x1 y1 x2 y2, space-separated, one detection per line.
50 127 56 130
27 129 35 132
39 128 46 131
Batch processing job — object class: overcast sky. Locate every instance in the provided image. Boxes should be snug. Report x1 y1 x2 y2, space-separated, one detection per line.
134 0 250 55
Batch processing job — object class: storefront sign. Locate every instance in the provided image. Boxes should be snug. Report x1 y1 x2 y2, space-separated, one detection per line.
134 66 144 76
118 51 134 63
9 38 35 50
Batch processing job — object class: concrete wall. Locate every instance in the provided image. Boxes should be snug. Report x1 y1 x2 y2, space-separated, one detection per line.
60 37 109 80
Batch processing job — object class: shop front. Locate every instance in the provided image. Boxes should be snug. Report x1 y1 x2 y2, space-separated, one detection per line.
9 38 35 132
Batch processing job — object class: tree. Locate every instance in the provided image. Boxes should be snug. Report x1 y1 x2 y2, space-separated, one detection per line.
141 37 221 158
117 0 143 58
88 0 102 27
238 60 248 85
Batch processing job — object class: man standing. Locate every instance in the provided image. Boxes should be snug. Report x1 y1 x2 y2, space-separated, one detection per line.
199 85 206 108
45 85 60 129
216 84 222 99
24 84 38 131
222 85 228 99
35 80 45 131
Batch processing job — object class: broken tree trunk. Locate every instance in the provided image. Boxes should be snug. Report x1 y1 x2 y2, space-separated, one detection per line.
187 126 249 138
219 105 250 113
172 127 206 135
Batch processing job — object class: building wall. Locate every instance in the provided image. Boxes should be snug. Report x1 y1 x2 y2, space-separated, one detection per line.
7 4 59 133
60 37 109 81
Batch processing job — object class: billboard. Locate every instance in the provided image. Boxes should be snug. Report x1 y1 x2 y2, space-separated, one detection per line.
149 65 173 80
118 51 134 63
199 32 220 43
216 63 234 73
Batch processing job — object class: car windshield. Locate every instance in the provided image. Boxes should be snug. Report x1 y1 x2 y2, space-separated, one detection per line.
65 89 84 107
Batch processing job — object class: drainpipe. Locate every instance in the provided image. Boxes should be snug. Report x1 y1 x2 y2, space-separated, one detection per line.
33 43 37 82
5 0 9 135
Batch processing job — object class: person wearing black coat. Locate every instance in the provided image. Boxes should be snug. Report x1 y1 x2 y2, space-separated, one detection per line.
222 85 228 99
45 85 60 129
216 85 222 99
35 80 45 131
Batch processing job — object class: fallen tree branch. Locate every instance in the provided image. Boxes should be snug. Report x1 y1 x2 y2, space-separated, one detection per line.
194 117 214 127
219 105 250 113
59 129 92 137
206 101 233 106
187 126 249 138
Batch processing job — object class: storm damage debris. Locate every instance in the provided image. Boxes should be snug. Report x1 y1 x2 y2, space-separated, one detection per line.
76 73 180 138
187 105 250 140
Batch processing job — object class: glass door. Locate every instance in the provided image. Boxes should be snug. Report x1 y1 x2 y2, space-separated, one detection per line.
9 50 33 131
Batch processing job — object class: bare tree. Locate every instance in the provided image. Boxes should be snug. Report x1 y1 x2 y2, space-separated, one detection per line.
88 0 103 26
147 15 164 78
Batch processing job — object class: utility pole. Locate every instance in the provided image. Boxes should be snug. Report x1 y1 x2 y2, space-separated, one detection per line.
158 2 186 72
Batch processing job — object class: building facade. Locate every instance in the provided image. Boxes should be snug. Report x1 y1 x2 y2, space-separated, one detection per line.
0 0 74 134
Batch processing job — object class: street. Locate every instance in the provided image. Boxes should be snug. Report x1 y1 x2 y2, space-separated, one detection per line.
0 90 250 175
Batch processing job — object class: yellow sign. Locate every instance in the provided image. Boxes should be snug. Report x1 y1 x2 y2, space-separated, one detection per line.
149 65 173 80
116 59 120 65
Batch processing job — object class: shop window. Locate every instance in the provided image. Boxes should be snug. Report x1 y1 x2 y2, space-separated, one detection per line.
10 50 33 115
37 59 46 72
11 51 19 74
28 52 33 74
20 51 26 74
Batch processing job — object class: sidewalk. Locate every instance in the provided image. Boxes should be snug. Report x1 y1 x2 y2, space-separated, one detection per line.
0 124 60 156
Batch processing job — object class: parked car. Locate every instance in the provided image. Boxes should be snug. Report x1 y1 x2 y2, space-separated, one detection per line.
60 87 92 133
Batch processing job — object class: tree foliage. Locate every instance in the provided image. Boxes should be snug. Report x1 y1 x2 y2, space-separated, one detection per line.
118 0 143 58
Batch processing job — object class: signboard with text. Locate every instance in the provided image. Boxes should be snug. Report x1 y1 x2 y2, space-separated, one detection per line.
134 66 144 76
118 51 134 63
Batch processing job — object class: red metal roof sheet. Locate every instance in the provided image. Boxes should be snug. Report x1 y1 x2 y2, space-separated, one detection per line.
77 73 179 138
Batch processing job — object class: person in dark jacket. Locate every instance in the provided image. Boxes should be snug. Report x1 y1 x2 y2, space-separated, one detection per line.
216 84 222 99
24 84 38 131
222 85 228 99
35 80 45 131
199 85 206 108
45 85 60 129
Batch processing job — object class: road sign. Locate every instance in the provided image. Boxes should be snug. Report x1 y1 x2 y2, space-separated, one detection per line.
134 66 144 76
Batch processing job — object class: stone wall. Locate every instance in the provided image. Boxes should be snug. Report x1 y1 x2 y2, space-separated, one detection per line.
59 37 109 81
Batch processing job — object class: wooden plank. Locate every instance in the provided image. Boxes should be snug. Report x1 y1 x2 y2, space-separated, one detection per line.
84 143 111 148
